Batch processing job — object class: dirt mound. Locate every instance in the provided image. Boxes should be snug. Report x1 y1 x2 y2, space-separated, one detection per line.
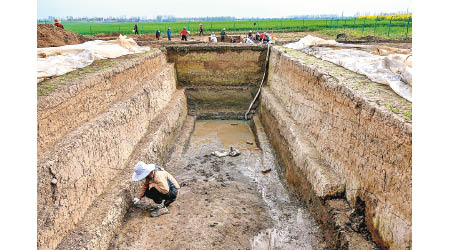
37 24 92 48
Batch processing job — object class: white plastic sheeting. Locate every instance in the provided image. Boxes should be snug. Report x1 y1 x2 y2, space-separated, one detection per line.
37 35 150 82
285 35 412 102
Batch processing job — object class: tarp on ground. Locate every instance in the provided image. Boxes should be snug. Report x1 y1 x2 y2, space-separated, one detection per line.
285 35 412 102
37 35 150 82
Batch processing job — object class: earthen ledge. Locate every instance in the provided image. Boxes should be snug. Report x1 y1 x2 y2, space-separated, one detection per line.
261 87 346 198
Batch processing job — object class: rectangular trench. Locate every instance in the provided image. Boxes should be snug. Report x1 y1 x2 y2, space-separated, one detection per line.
40 44 410 250
105 44 383 250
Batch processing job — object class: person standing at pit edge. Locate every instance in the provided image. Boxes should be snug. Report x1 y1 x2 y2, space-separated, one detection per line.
181 27 188 41
156 29 161 40
133 22 139 35
167 27 172 41
220 28 226 42
132 161 180 217
199 23 204 36
54 19 64 29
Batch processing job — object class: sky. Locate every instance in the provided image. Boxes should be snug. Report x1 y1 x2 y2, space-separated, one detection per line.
37 0 412 19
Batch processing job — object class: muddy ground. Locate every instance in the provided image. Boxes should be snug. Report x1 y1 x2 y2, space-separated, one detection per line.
108 120 326 250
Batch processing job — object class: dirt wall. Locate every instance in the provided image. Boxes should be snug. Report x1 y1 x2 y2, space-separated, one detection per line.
261 46 412 249
55 90 188 250
37 50 169 156
166 44 267 86
37 50 182 250
166 44 266 119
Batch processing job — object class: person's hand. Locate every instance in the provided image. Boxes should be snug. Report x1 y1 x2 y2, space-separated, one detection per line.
133 197 140 204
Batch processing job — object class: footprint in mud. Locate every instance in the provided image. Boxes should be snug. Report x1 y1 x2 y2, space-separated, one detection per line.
216 175 224 182
184 163 195 170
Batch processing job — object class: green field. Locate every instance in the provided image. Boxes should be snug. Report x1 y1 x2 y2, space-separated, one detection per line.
38 18 412 40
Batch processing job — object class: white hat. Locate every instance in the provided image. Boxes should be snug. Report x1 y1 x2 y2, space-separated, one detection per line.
132 161 155 181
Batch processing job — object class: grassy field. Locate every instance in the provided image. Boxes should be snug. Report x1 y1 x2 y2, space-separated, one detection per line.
38 16 412 40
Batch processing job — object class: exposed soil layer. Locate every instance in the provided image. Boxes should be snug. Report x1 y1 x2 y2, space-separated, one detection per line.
37 49 180 250
109 120 326 250
37 24 92 48
262 46 411 249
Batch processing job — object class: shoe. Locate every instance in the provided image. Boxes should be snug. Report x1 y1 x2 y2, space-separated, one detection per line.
151 207 169 217
157 200 165 208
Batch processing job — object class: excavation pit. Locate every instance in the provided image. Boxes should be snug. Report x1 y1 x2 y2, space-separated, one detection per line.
109 119 326 249
38 44 411 250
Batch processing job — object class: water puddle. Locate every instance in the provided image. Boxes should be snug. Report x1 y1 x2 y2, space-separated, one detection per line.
190 120 258 150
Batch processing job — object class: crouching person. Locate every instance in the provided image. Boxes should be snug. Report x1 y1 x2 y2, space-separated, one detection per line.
132 161 180 217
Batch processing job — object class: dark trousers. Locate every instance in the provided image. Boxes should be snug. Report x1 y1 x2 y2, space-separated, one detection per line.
221 35 225 42
181 35 187 41
200 29 203 35
144 187 178 206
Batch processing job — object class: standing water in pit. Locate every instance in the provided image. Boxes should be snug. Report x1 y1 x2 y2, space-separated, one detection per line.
109 120 325 250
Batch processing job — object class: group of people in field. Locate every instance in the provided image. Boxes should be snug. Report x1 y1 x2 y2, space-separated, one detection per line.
245 30 272 44
53 20 271 44
134 22 272 44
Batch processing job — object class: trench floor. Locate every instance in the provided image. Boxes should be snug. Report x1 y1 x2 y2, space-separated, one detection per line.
108 120 326 250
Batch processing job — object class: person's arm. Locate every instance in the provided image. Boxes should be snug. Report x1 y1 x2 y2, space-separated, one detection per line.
137 179 149 199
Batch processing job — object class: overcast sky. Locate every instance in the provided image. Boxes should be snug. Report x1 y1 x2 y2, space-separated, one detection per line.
37 0 412 19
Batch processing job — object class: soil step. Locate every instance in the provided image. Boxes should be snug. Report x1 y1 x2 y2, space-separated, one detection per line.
261 87 345 198
189 109 256 120
37 50 167 156
37 86 179 250
250 116 279 171
55 90 188 250
259 89 379 249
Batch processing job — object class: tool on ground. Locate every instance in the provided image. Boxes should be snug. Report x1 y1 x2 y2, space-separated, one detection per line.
261 169 272 175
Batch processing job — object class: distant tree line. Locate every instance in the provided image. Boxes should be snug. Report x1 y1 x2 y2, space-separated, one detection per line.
38 10 410 23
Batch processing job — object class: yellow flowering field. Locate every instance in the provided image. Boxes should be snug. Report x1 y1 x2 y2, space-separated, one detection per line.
357 14 412 20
